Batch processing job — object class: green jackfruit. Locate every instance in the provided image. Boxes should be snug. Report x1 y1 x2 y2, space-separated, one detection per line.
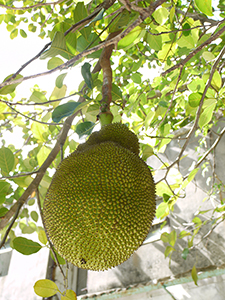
77 122 139 155
43 123 155 271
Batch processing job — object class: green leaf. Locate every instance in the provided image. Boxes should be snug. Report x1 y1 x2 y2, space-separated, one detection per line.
169 230 177 247
10 28 18 39
161 232 169 243
73 2 87 24
117 27 142 49
77 33 102 59
13 237 42 255
202 51 215 61
181 248 189 260
156 181 173 197
38 230 48 245
81 63 93 89
0 181 11 204
20 221 37 234
34 279 59 297
199 101 216 128
89 8 104 24
50 249 66 264
211 70 222 90
49 22 71 40
41 32 73 60
61 289 77 300
191 264 198 285
55 73 67 88
108 10 130 33
0 207 8 217
169 6 175 23
187 168 199 182
111 84 122 101
153 7 169 25
31 211 39 222
192 216 202 225
131 73 142 84
179 230 191 238
0 147 15 174
188 93 201 107
75 121 95 138
47 57 64 70
13 176 33 188
146 31 162 51
20 29 27 38
52 100 91 123
177 35 195 49
156 202 170 219
145 111 155 129
188 78 204 92
65 31 77 55
142 145 154 160
37 146 51 166
31 122 48 142
0 74 23 95
157 43 176 61
182 23 191 36
195 0 213 16
164 245 174 257
29 90 47 103
52 101 83 123
50 85 67 106
28 23 37 32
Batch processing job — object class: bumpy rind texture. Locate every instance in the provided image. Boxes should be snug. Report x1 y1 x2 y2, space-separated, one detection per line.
76 122 140 155
43 124 155 271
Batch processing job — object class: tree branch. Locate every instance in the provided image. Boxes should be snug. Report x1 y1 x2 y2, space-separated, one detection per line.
0 91 82 106
176 45 225 163
0 0 166 89
0 0 65 10
162 25 225 76
175 8 220 25
0 170 39 180
0 62 102 237
5 0 115 82
5 102 62 125
195 127 225 169
0 111 76 233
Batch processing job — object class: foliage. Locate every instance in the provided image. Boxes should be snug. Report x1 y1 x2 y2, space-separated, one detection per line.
0 0 225 295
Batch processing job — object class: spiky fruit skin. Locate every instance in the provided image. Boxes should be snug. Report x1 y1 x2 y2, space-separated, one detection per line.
77 122 139 155
43 124 155 271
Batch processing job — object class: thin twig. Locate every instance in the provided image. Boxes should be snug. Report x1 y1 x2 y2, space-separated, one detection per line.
154 66 184 131
162 25 225 76
0 92 82 106
0 0 65 10
147 24 214 35
0 202 23 249
195 127 225 169
5 103 62 125
0 170 39 180
176 45 225 163
5 0 113 82
0 56 104 234
0 0 166 89
162 284 178 300
189 217 225 250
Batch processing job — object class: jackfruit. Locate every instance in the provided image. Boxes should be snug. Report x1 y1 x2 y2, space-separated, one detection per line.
77 122 139 155
43 123 155 271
